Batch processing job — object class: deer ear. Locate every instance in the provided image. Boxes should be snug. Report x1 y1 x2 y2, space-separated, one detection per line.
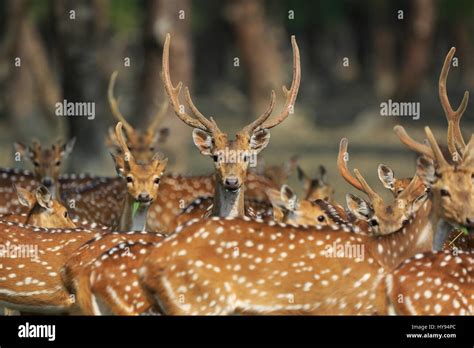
412 191 429 212
110 152 126 177
155 157 168 175
378 164 395 190
14 142 34 160
416 156 436 186
192 129 214 156
318 165 328 183
35 186 52 209
61 138 76 158
297 165 308 183
14 185 35 208
249 129 270 154
280 185 299 211
346 193 372 220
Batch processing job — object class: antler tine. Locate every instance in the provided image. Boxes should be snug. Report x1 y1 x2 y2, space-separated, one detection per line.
240 90 276 135
353 169 382 202
147 100 169 134
108 71 134 134
424 126 449 168
397 175 421 200
261 35 301 130
183 87 222 134
114 122 134 164
393 125 434 159
337 138 364 191
439 47 469 156
162 34 208 131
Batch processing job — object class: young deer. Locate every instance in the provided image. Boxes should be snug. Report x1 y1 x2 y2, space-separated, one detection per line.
65 122 168 232
394 47 474 250
297 165 335 201
107 71 170 164
338 138 430 238
139 149 435 315
161 33 300 219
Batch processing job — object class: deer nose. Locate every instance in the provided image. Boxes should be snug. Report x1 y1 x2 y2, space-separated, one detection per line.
224 177 240 190
42 177 53 187
137 193 151 202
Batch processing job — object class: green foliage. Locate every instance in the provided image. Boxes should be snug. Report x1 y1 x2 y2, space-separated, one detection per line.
109 0 143 34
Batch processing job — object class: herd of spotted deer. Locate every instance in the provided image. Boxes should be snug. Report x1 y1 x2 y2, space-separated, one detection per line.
0 34 472 316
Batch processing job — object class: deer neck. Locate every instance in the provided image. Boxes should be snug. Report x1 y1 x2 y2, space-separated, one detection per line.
118 194 150 232
211 181 245 218
368 200 433 272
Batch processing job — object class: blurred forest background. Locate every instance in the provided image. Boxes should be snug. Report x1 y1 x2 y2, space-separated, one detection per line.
0 0 473 201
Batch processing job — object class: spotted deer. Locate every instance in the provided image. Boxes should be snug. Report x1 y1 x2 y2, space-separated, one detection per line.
139 149 436 315
0 139 75 215
161 33 299 221
297 165 334 201
171 184 343 231
61 230 165 315
338 138 430 239
0 187 112 314
65 122 168 232
387 250 473 315
393 47 474 251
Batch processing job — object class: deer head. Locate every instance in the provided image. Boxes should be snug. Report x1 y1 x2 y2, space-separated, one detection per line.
14 185 75 228
111 122 168 204
297 164 334 201
107 71 170 164
14 138 75 196
266 185 336 226
338 138 428 236
394 48 474 228
162 33 300 193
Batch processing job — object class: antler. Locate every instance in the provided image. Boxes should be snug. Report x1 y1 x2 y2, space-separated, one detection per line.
353 169 383 202
424 126 450 169
108 71 134 134
337 138 364 191
259 35 301 130
115 122 135 165
147 100 169 135
162 33 222 135
393 125 434 159
439 47 469 157
239 91 276 135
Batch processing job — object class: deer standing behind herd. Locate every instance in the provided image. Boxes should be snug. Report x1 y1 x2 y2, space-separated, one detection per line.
0 34 471 316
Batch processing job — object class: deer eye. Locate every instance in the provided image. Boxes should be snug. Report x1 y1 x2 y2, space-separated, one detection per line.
64 211 68 218
402 219 409 226
212 155 219 162
56 161 61 166
126 176 133 183
317 215 326 222
369 219 378 227
33 161 40 167
149 147 155 152
440 189 450 197
243 155 249 162
154 177 161 184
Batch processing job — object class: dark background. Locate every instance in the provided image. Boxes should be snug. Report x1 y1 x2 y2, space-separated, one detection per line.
0 0 472 201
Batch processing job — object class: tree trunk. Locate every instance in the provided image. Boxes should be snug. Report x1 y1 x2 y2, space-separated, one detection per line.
52 0 109 172
140 0 193 172
225 0 285 120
